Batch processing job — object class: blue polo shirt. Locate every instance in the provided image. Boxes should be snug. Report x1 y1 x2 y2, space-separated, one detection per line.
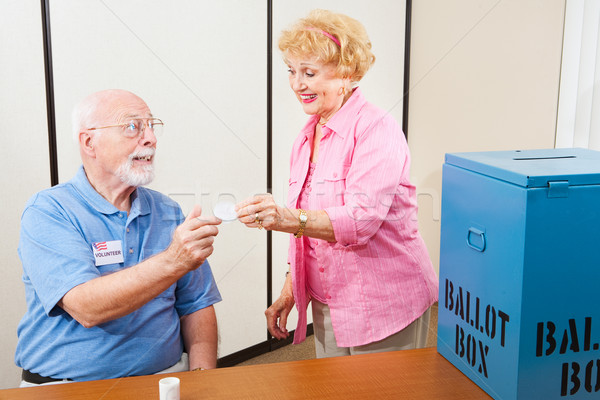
14 166 222 381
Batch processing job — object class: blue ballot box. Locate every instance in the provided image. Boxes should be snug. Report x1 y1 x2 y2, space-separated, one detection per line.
437 148 600 400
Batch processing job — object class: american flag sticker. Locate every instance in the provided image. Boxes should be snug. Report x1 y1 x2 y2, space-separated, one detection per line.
92 240 124 266
93 242 108 251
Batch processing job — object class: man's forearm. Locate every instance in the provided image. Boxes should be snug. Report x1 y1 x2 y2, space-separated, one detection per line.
58 212 219 328
58 251 186 328
181 306 218 370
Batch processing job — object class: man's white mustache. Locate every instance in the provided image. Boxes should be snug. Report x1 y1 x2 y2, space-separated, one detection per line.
129 148 156 161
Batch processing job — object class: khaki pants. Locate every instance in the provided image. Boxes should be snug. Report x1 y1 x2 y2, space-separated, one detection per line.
311 300 431 359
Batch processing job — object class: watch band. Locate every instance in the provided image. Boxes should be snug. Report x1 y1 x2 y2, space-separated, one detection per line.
294 209 308 238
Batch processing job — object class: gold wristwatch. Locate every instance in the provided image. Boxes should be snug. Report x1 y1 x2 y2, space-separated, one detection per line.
294 209 308 238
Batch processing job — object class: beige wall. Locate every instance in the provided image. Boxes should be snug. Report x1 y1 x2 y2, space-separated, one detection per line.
408 0 566 273
0 0 50 388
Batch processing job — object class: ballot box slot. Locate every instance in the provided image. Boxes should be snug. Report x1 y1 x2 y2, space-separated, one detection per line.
513 156 576 161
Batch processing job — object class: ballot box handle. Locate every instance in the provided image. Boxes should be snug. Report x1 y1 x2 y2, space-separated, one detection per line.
466 227 486 252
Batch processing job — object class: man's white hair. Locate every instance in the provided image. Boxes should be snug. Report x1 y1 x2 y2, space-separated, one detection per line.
71 89 138 142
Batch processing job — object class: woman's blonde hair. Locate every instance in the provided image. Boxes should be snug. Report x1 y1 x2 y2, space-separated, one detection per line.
278 9 375 82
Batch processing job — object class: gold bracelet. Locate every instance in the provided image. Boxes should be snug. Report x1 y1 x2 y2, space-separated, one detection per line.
293 209 308 238
192 367 206 371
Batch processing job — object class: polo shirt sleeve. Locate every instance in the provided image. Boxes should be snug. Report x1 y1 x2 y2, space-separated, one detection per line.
18 196 100 316
174 260 222 317
324 115 408 246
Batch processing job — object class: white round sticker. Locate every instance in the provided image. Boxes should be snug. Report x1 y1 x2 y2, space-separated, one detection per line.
213 200 238 222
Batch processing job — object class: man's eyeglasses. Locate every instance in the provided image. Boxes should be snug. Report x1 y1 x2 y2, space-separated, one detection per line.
87 118 164 138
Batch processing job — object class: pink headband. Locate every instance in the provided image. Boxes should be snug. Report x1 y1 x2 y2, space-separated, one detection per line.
305 27 341 47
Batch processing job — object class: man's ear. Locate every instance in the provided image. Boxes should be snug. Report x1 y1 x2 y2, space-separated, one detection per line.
79 131 96 157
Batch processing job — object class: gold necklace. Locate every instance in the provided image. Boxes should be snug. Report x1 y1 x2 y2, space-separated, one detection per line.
317 115 332 125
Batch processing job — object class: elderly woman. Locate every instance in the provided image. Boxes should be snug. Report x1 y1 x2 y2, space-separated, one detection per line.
236 9 438 358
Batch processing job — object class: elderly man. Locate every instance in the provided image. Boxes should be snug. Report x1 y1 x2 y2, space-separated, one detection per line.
15 89 222 386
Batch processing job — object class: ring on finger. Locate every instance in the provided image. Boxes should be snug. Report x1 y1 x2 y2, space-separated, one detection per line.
254 212 263 230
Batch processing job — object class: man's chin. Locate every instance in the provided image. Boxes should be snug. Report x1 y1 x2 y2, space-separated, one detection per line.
116 162 155 187
120 171 155 187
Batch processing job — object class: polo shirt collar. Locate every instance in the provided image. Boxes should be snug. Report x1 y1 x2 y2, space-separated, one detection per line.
131 187 151 217
71 165 151 216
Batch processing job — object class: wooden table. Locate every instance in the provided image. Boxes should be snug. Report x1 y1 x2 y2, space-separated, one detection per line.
0 348 491 399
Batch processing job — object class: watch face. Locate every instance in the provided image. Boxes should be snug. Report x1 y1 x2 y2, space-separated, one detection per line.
300 213 308 223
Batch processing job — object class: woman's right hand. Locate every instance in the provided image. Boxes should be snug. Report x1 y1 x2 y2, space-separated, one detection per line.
265 279 295 340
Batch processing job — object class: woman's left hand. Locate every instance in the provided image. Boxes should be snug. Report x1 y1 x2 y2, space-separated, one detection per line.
235 194 290 232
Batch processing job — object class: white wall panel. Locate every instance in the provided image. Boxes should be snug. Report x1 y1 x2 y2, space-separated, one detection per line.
0 0 49 388
271 1 406 333
49 0 267 357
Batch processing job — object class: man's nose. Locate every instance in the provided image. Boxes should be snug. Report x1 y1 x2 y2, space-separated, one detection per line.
139 123 157 146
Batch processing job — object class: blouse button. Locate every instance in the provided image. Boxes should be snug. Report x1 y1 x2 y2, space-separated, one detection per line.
319 267 325 273
129 248 134 254
326 294 332 300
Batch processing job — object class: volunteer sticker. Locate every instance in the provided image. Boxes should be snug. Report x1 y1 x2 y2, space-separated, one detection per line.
92 240 125 266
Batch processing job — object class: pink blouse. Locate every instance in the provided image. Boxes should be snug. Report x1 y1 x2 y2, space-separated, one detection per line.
287 88 439 347
297 162 327 302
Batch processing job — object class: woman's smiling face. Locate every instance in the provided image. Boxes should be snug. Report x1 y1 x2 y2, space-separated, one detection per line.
286 55 346 122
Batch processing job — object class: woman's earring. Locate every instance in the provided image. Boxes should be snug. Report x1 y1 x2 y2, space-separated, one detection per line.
340 86 346 96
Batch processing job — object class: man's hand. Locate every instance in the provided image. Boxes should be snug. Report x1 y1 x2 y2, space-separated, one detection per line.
166 205 221 273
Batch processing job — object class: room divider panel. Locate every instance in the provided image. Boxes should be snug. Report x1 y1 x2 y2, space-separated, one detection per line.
49 0 268 358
